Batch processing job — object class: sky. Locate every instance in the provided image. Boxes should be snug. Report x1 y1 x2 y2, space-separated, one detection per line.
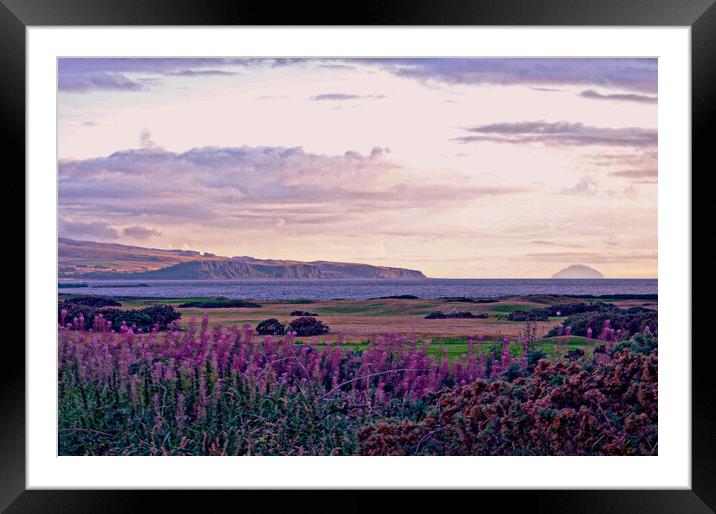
57 58 657 278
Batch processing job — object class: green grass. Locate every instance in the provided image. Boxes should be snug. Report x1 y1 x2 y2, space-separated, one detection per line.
489 304 533 313
317 302 387 315
295 335 598 362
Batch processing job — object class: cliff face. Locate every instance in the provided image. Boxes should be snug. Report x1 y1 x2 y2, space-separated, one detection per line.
89 259 426 280
61 239 426 280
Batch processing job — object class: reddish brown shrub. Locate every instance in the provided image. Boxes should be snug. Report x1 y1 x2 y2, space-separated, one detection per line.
358 349 657 456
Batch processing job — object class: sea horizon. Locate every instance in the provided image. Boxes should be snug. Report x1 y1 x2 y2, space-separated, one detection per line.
57 277 658 301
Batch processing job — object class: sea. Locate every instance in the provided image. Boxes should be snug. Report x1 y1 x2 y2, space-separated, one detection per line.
58 278 658 301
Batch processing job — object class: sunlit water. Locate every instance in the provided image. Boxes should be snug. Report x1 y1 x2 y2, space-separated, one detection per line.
58 278 657 301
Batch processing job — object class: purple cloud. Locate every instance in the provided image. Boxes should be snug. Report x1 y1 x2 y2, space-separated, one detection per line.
123 226 161 240
59 219 118 240
58 58 300 93
579 89 657 104
364 58 657 93
166 69 236 77
564 176 598 195
58 58 658 95
58 72 147 92
309 93 386 101
454 121 657 148
59 145 527 230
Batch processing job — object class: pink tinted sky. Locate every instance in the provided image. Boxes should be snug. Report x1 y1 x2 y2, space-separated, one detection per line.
58 58 657 278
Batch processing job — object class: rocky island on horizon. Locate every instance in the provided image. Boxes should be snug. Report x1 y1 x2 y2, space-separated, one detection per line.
551 264 605 279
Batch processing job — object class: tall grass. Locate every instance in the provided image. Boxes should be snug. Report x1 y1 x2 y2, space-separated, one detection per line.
59 316 532 455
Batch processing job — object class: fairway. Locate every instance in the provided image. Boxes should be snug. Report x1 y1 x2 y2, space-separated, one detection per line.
92 295 657 352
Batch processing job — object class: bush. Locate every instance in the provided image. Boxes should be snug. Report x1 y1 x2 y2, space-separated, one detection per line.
290 311 318 317
510 302 615 323
358 348 657 456
288 316 329 336
58 302 101 329
425 311 477 319
547 307 657 338
525 349 547 373
137 304 181 329
101 304 181 332
58 303 180 331
613 332 658 356
508 310 548 322
565 348 586 360
179 298 261 308
256 318 286 336
544 302 615 316
64 295 121 307
501 363 524 382
372 295 419 300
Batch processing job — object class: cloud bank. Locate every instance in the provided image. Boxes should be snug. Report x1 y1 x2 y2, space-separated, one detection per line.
58 58 658 95
579 89 658 104
363 58 657 93
59 145 525 240
454 121 657 148
309 93 386 101
58 58 299 93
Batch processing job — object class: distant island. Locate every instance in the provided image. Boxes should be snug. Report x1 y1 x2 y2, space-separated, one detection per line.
58 238 426 280
551 265 604 279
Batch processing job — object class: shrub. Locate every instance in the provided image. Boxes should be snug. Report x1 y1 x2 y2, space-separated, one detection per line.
441 297 498 303
58 303 180 331
137 304 182 329
565 348 586 360
101 304 181 332
501 363 524 382
288 316 329 336
425 311 477 319
358 348 657 456
525 349 547 373
58 302 100 330
64 295 121 307
548 308 657 338
290 311 318 317
509 303 615 323
508 310 548 322
58 282 87 289
256 318 286 335
613 332 658 356
544 302 615 316
372 295 419 300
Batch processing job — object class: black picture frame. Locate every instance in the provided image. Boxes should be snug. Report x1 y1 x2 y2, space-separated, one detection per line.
4 0 711 511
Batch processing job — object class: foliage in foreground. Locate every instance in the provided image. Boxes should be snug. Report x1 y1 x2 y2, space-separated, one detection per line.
58 315 657 456
358 345 657 455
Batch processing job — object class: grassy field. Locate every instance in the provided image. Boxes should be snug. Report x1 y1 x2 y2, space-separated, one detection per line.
99 295 656 359
59 294 658 456
289 335 598 361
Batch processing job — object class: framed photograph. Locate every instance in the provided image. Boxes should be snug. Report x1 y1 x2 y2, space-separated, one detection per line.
6 0 712 511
